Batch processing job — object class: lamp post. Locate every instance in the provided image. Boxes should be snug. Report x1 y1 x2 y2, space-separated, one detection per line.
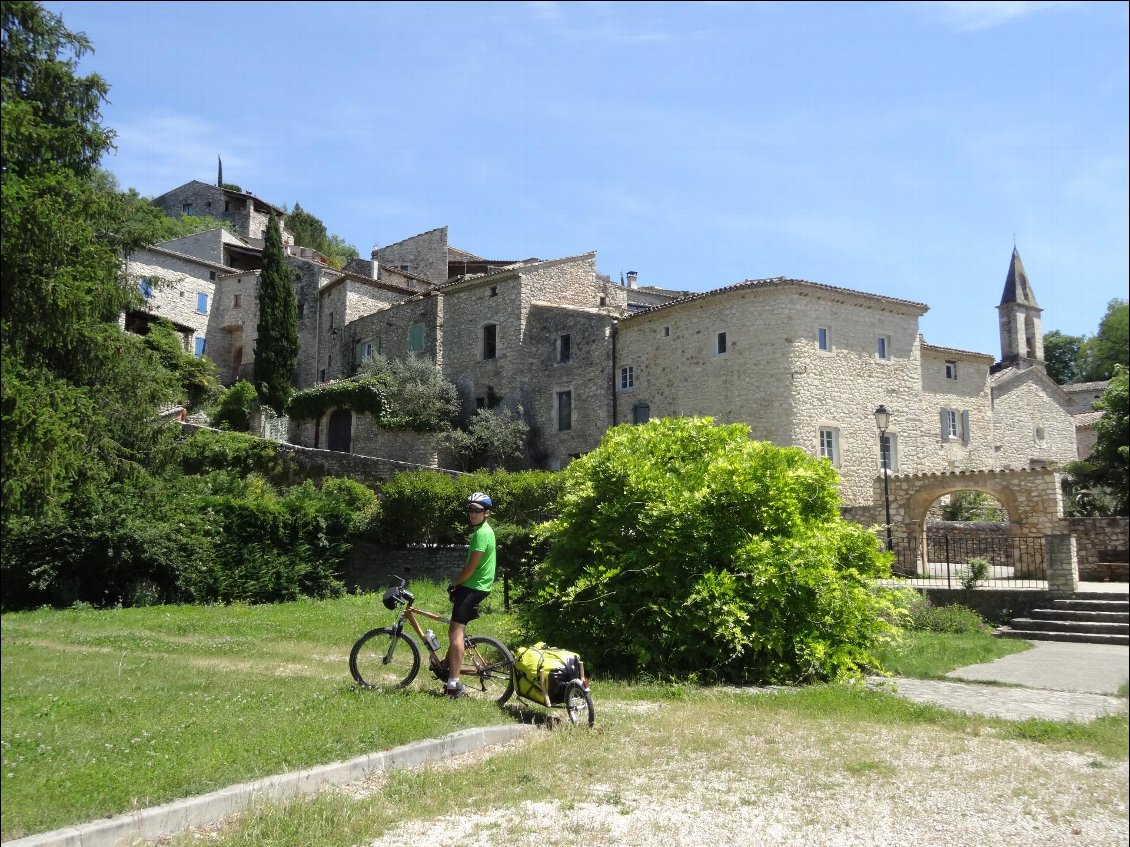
874 405 894 551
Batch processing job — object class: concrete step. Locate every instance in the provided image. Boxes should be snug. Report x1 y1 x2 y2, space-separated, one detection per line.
1006 617 1129 636
1029 609 1130 624
1052 599 1129 613
994 627 1130 646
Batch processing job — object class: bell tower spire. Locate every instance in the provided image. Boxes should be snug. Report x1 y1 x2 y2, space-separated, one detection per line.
995 246 1044 371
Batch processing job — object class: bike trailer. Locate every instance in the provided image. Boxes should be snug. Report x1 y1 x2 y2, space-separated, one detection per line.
512 642 585 707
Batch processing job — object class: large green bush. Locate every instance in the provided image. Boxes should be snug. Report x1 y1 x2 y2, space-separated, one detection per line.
377 469 564 547
179 477 378 604
0 476 213 610
521 417 902 685
178 429 280 477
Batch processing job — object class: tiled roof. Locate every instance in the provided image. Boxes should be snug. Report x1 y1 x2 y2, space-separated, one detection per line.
619 277 929 320
920 341 995 361
1063 381 1110 393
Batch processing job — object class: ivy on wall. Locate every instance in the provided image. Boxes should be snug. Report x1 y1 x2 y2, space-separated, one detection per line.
286 376 390 422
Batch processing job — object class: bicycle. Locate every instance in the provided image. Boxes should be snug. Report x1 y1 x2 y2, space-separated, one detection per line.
349 576 514 704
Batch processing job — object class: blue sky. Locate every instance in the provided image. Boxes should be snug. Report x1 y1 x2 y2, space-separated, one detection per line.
45 1 1128 357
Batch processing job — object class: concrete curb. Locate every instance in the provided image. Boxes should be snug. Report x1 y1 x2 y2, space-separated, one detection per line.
3 724 535 847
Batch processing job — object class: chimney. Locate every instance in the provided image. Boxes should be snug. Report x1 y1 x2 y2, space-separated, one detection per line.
626 271 638 289
370 247 380 280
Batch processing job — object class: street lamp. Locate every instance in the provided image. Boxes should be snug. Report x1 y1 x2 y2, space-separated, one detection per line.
874 405 894 551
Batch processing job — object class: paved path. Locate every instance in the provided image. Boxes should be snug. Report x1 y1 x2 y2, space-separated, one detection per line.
867 640 1129 721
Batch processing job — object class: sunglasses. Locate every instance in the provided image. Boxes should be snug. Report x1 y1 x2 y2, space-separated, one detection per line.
466 506 486 513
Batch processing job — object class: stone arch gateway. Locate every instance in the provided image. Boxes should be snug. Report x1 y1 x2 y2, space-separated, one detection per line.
872 468 1075 586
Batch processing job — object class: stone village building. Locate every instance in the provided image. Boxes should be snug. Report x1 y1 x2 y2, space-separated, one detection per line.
129 180 1096 515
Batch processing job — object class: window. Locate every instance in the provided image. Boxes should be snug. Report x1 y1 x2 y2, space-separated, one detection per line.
139 278 154 299
716 332 727 355
209 271 216 281
408 323 425 353
945 360 957 380
940 409 971 444
817 326 831 352
224 200 230 212
558 334 571 364
297 302 305 319
319 368 326 382
620 366 635 390
877 335 890 360
489 286 498 297
599 295 608 306
232 293 241 308
818 427 840 467
329 312 335 330
632 402 650 425
194 337 206 357
663 326 670 337
196 292 209 314
354 337 377 365
557 390 572 431
399 264 411 272
182 203 193 215
880 433 898 472
482 324 497 359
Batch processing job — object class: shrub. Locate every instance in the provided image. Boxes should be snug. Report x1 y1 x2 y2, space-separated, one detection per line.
178 429 279 477
521 417 902 685
898 592 990 634
211 380 257 431
0 476 213 610
179 479 376 604
961 556 991 592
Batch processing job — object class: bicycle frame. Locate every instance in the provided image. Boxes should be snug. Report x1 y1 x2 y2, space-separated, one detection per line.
390 603 485 676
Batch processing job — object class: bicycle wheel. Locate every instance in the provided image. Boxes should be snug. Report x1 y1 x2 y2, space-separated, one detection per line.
461 635 514 705
563 680 594 726
350 627 420 689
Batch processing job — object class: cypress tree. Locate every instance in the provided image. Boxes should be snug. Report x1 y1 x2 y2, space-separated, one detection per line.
253 211 299 414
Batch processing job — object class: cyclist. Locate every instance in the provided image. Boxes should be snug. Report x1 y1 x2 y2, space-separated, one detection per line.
443 491 496 697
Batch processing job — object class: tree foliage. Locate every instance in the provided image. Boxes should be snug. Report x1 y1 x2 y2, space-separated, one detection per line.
1044 299 1129 385
252 211 299 414
1043 330 1084 385
286 201 358 270
1063 365 1129 516
358 353 459 431
1 1 181 521
521 418 901 685
439 406 530 470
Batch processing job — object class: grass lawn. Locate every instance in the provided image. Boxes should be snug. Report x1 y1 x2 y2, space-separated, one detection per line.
2 583 1126 842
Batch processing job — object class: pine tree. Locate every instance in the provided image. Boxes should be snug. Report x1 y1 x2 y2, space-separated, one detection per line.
253 211 299 414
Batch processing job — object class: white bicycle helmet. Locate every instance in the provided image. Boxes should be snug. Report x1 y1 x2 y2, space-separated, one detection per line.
466 491 493 510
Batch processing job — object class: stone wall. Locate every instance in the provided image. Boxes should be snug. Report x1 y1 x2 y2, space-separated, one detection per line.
126 248 217 354
377 227 449 286
524 304 616 469
348 294 442 368
990 370 1078 471
1067 516 1130 579
616 281 929 505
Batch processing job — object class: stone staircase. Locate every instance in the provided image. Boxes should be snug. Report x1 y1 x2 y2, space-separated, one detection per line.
996 591 1130 646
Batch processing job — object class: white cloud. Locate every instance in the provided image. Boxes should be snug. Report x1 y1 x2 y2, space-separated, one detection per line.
929 1 1078 32
104 111 259 197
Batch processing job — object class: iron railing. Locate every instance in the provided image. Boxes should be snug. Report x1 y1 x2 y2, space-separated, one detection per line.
886 534 1048 589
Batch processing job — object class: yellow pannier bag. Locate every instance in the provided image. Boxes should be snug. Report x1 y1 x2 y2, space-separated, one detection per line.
512 642 583 706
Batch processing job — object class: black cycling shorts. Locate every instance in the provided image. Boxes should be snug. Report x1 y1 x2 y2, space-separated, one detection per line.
450 585 489 625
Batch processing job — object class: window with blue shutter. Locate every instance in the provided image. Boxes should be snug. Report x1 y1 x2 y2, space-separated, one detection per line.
196 292 209 314
139 278 154 299
194 337 206 357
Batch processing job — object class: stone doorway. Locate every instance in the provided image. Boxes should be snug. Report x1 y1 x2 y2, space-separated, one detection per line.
327 408 352 453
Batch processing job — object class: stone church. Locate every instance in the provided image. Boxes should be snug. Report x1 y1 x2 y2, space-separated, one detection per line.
129 179 1089 508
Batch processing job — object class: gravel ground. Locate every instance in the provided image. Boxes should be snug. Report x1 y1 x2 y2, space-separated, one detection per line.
341 705 1128 847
